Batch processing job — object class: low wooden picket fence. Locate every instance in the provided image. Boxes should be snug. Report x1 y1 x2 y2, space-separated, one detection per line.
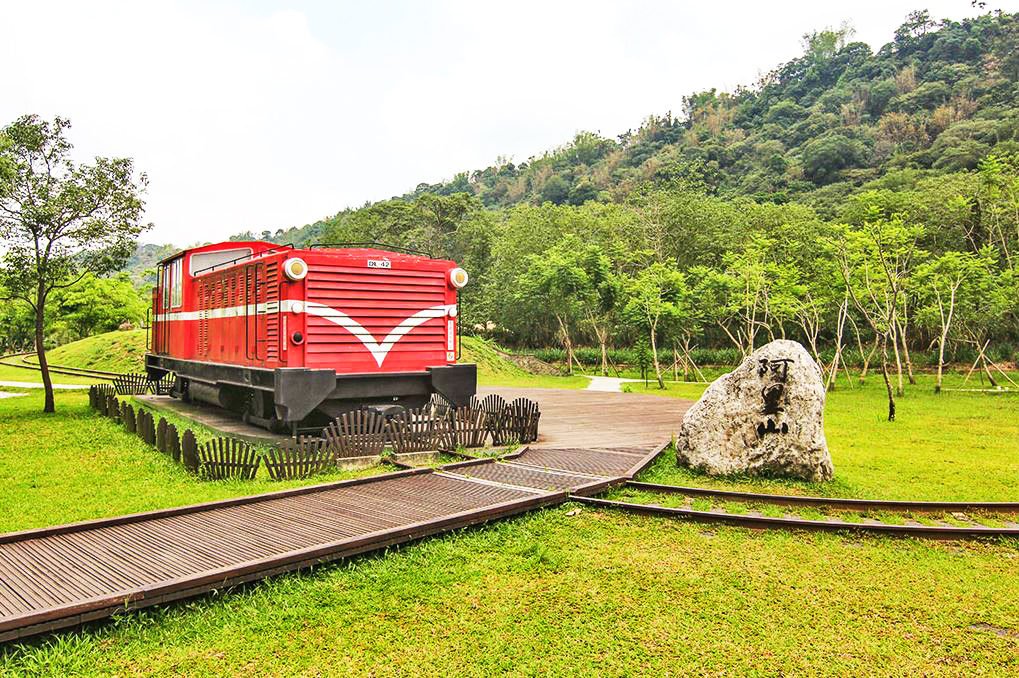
86 385 541 482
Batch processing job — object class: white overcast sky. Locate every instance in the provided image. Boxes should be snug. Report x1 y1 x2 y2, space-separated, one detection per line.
4 0 1014 245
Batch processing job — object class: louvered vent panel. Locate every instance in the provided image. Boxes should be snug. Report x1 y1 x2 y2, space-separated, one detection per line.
263 262 280 361
198 280 209 356
304 263 449 372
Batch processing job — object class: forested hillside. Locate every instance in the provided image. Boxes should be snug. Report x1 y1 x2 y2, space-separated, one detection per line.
405 10 1019 214
113 11 1019 402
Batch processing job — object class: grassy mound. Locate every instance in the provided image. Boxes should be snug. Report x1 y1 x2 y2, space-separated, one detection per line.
460 335 528 378
44 329 148 373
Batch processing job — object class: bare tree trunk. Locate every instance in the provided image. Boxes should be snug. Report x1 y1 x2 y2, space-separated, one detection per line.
880 334 895 422
599 339 609 377
34 286 55 414
897 317 917 385
672 346 679 382
935 332 947 394
889 318 905 397
826 298 848 392
649 326 664 389
556 315 575 376
859 335 878 383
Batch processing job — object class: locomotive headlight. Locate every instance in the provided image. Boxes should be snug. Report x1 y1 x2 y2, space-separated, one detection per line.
448 267 469 289
283 257 308 281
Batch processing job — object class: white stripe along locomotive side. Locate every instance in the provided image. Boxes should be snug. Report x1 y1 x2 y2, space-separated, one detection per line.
156 301 458 368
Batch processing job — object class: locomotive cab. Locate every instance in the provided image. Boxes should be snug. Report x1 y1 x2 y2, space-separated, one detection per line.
145 241 477 433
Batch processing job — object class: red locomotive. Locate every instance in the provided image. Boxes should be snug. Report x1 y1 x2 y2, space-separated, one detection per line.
146 241 476 432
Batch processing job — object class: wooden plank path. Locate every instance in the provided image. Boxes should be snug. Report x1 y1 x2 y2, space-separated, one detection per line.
477 386 688 448
0 389 686 642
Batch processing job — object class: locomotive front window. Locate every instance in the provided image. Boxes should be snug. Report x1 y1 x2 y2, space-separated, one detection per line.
190 248 253 276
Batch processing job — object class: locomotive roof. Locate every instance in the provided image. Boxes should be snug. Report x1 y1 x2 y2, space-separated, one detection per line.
158 240 449 268
157 240 279 265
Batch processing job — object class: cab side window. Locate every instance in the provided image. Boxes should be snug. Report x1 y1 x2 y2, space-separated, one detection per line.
170 257 183 308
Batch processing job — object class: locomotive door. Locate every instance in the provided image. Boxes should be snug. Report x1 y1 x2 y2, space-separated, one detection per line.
154 260 176 355
244 263 282 365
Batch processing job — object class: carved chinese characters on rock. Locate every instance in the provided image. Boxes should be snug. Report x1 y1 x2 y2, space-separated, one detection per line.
757 358 792 437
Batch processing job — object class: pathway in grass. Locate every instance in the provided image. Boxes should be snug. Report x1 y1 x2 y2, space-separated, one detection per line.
0 380 89 390
584 375 640 392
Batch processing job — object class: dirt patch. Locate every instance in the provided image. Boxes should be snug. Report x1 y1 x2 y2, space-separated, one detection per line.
499 351 560 375
968 622 1019 637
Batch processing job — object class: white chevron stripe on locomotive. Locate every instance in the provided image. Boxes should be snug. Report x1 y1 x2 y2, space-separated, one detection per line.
155 301 456 367
296 301 454 367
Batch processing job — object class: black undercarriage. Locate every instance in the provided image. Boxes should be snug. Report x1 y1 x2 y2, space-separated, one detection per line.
145 354 477 434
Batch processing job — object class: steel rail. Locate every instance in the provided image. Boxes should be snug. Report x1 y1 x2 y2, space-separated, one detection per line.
571 496 1019 540
623 481 1019 514
0 352 122 380
18 353 124 378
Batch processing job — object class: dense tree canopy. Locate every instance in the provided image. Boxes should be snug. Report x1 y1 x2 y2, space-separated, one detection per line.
21 9 1012 417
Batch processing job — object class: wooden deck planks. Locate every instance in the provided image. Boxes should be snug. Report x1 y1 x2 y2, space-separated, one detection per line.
0 467 567 641
477 387 687 449
1 388 685 642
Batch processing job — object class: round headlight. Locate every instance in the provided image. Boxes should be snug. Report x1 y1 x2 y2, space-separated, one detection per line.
449 267 469 289
283 257 308 281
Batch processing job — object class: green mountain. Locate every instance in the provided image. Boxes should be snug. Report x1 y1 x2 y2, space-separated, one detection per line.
396 10 1018 216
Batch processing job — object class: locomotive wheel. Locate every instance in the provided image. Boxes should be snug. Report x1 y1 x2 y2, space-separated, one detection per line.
242 389 288 433
175 377 191 402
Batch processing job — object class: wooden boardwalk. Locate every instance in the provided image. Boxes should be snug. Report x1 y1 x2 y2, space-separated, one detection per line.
478 386 688 448
0 388 685 642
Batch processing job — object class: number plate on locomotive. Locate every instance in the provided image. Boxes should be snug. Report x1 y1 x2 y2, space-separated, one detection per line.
367 258 391 269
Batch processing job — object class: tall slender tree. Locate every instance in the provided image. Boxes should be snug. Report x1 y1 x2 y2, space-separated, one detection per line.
0 115 148 412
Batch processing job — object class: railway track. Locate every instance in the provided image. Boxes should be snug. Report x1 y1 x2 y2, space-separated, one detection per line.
571 480 1019 540
0 352 122 381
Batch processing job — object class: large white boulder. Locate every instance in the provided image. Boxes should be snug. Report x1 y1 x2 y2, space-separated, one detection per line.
676 339 834 481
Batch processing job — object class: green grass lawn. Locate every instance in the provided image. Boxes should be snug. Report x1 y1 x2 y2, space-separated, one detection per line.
1 364 1017 674
2 505 1017 675
0 391 388 533
624 370 1019 502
